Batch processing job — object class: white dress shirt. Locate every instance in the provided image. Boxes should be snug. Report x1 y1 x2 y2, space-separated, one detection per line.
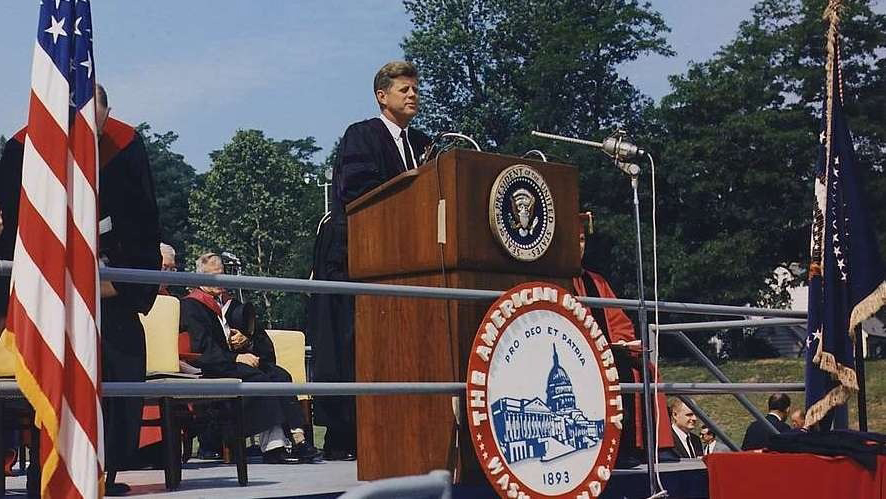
379 113 417 170
672 424 696 457
217 298 233 342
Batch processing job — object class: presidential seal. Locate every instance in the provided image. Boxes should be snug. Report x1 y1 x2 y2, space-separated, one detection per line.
489 165 556 262
466 282 622 499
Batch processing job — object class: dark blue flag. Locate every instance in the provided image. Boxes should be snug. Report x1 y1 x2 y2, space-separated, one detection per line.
804 16 886 429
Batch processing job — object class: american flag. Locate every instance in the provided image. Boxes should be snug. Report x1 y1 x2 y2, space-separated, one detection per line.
804 1 886 430
3 0 104 496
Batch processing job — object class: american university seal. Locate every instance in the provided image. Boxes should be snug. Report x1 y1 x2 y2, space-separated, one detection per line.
489 165 556 262
467 282 622 498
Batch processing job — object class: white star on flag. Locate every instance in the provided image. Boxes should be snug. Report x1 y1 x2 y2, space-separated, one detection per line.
45 15 67 44
74 17 82 36
80 51 93 78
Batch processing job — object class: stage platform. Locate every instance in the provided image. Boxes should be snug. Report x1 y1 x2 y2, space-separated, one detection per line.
3 458 709 498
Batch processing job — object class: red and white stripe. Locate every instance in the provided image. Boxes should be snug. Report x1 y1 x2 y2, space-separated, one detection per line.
8 34 104 499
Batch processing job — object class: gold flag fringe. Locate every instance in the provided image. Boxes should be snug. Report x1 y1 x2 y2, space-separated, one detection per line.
849 281 886 336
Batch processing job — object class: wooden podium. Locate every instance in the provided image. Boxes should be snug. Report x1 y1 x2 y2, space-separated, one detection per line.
347 149 580 480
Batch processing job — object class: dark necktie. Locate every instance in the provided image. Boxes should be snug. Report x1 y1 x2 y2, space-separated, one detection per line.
687 435 696 458
400 129 415 170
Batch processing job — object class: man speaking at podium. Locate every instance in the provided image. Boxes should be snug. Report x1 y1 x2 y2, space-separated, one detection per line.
308 60 432 460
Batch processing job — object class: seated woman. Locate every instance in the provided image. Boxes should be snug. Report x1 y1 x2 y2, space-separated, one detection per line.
181 253 321 464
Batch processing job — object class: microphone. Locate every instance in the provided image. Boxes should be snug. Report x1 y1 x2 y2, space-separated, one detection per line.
420 132 482 164
531 130 645 161
221 251 241 265
601 133 645 160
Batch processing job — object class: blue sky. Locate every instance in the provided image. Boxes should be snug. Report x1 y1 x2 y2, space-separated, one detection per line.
0 1 868 171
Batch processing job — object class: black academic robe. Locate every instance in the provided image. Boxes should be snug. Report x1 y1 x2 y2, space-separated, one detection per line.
179 294 304 434
307 118 431 449
0 131 27 316
741 413 791 450
98 118 162 472
0 120 161 472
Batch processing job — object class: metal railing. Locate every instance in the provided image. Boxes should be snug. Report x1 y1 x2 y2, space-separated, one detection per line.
0 260 809 453
0 261 808 318
652 317 809 444
0 381 806 398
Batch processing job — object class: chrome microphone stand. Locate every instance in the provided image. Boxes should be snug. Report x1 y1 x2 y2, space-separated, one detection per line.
532 130 662 497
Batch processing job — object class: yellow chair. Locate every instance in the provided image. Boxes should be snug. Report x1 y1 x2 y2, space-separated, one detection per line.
266 329 309 400
140 295 182 374
0 330 16 377
139 295 248 490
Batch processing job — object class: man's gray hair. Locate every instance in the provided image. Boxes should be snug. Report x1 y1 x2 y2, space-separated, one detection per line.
195 252 222 273
159 242 176 259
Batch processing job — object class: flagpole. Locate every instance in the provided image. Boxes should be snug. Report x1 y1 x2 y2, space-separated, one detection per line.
855 331 867 431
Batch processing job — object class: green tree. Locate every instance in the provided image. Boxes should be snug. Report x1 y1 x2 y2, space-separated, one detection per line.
403 0 673 296
404 0 673 150
137 123 197 253
188 130 323 327
652 0 886 308
0 135 6 156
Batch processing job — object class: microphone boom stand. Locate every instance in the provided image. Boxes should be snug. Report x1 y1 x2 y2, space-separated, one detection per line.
532 130 662 497
629 171 662 497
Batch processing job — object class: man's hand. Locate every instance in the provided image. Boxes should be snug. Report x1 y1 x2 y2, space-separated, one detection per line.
614 339 643 355
100 281 118 298
229 330 249 351
236 353 259 368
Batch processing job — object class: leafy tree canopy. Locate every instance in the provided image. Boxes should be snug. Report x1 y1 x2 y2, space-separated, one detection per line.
188 130 324 327
653 0 886 307
137 123 197 254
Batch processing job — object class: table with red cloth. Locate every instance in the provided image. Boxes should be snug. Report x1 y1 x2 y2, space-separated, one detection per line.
706 451 886 499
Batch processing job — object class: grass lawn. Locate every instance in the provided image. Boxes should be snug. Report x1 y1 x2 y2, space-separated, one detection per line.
659 358 886 446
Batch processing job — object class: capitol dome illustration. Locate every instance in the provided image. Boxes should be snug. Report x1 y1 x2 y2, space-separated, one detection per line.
490 342 605 464
546 345 576 413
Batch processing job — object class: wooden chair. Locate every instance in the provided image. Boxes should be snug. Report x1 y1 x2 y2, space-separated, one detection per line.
139 296 247 490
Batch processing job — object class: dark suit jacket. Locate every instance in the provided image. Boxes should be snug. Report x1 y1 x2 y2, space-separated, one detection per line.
741 413 791 450
672 428 703 458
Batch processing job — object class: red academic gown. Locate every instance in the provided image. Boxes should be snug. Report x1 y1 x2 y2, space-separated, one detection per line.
573 270 674 450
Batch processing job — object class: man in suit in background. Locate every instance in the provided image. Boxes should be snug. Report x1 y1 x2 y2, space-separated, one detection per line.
700 425 730 454
307 60 432 461
670 398 703 458
741 393 792 450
